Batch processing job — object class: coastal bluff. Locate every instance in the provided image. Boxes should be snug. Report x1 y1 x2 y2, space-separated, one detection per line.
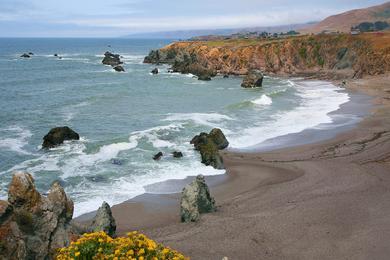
144 33 390 79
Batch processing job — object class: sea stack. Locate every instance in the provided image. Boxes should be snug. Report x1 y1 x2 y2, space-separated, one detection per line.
42 126 80 149
241 70 264 88
191 128 229 169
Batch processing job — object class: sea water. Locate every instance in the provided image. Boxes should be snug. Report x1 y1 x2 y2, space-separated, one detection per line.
0 38 351 216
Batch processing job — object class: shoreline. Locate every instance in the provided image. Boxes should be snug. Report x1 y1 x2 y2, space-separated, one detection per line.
75 78 370 221
74 74 390 259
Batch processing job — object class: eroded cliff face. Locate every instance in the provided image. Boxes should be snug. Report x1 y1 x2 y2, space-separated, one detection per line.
144 34 390 79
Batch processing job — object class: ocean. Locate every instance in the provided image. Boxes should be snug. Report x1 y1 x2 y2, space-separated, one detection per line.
0 38 352 216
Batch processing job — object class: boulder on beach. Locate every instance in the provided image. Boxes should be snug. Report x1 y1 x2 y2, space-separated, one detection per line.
102 51 123 66
90 202 116 237
0 172 74 259
153 152 163 160
173 151 183 158
190 128 229 169
241 69 264 88
113 65 125 72
20 53 31 58
42 126 80 149
151 68 159 74
180 175 216 222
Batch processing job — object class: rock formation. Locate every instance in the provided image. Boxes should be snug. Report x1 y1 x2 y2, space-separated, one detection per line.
0 172 74 259
191 128 229 169
42 126 80 149
143 34 390 79
90 202 116 237
180 175 216 222
102 51 123 66
20 53 30 58
172 151 183 158
151 68 159 74
153 152 163 160
241 70 264 88
113 65 125 72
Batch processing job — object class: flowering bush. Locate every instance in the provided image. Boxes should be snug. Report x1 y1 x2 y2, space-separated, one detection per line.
56 231 188 260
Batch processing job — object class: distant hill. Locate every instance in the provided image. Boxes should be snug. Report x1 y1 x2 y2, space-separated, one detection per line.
123 23 315 39
302 1 390 33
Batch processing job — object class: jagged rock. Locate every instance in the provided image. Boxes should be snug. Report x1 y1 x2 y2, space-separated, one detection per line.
42 126 80 149
180 175 216 222
90 202 116 237
208 128 229 150
20 53 30 58
102 51 123 66
190 128 229 169
172 151 183 158
0 172 74 259
151 68 159 74
113 65 125 72
153 152 163 160
241 70 264 88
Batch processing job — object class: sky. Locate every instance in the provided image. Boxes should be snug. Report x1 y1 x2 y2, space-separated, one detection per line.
0 0 387 37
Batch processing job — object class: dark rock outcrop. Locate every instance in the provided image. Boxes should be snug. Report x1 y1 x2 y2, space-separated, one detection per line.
90 202 116 237
190 128 229 169
113 65 125 72
54 53 58 57
151 68 159 74
42 126 80 149
0 172 74 259
153 152 163 161
102 51 123 66
180 175 216 222
20 53 30 58
172 151 183 158
28 52 34 55
241 70 264 88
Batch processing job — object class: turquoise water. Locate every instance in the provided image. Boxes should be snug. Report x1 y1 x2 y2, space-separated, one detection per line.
0 38 350 216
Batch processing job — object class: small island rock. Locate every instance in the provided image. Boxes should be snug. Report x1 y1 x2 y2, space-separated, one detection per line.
42 126 80 149
153 152 163 160
113 65 125 72
241 70 264 88
151 68 159 74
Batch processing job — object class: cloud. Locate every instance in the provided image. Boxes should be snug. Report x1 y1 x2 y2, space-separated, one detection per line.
58 8 338 31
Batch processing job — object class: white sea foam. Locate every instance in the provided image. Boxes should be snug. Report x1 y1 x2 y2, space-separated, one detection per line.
251 94 272 106
0 126 32 155
163 113 234 128
229 80 350 148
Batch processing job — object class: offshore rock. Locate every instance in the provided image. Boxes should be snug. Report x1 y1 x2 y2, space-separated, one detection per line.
0 172 74 260
172 151 183 158
42 126 80 149
190 128 229 169
180 175 216 222
102 51 123 66
20 53 31 58
151 68 159 74
90 202 116 237
153 152 163 161
113 65 125 72
241 70 264 88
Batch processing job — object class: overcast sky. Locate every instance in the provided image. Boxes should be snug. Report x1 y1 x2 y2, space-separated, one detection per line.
0 0 387 37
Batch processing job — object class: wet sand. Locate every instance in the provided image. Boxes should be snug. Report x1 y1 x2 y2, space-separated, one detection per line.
77 74 390 259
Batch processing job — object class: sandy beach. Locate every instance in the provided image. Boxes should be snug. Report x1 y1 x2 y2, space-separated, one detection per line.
87 73 390 260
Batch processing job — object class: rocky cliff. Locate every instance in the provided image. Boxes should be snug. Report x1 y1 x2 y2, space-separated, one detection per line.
144 33 390 79
0 172 74 259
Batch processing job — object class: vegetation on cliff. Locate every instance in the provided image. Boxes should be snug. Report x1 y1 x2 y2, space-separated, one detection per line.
144 33 390 79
